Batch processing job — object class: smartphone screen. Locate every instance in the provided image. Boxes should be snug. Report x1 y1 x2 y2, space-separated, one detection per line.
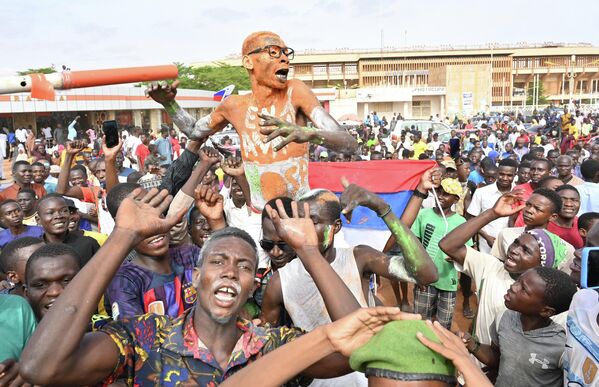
581 247 599 289
103 120 119 148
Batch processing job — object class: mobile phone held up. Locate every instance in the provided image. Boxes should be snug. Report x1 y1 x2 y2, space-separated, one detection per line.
581 247 599 289
103 120 119 148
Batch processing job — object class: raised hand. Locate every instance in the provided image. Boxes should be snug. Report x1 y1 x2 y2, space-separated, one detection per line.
325 307 421 357
258 113 312 151
340 177 389 223
194 184 224 222
417 167 442 192
199 146 221 165
145 80 179 105
221 156 245 177
492 189 526 218
101 135 123 161
66 140 85 155
115 188 183 243
266 200 318 251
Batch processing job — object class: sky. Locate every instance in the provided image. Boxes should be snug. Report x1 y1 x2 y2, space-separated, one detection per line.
4 0 599 76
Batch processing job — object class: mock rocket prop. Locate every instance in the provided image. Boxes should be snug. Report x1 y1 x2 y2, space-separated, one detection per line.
0 65 179 101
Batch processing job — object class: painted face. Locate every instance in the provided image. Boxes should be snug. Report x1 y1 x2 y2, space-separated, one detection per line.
69 169 87 187
558 188 580 220
496 166 516 190
503 269 547 315
14 164 33 185
189 213 211 248
16 192 35 214
37 198 70 236
93 160 106 182
300 199 340 254
504 233 542 274
196 238 257 324
245 35 291 90
31 166 46 184
261 217 296 270
25 254 80 320
0 202 24 228
522 194 557 227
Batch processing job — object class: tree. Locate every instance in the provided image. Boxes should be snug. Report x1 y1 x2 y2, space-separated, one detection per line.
17 66 56 76
152 62 249 93
526 80 548 106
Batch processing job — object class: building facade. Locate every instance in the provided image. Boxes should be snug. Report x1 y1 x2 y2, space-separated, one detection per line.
196 43 599 120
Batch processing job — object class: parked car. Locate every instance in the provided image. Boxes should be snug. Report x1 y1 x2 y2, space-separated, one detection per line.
392 120 452 142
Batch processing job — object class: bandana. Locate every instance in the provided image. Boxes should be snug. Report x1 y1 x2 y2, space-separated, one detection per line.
526 229 568 269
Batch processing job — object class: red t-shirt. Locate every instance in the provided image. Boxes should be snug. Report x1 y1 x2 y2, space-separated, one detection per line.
136 144 151 171
547 217 583 249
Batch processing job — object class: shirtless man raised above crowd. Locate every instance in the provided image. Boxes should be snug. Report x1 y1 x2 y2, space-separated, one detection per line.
147 31 358 210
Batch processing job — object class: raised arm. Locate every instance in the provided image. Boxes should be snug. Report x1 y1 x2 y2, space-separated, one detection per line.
340 179 438 285
439 191 525 266
221 156 252 208
146 81 229 140
103 136 123 193
259 81 358 154
20 189 185 386
267 200 361 320
56 140 85 199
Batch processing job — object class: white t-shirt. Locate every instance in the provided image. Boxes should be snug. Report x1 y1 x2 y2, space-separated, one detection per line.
455 246 515 345
564 289 599 386
42 127 52 139
467 183 513 253
15 128 27 143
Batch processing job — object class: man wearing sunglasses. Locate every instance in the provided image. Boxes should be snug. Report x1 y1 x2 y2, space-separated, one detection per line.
147 31 358 211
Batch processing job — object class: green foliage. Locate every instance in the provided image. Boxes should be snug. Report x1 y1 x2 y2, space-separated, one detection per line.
17 66 56 75
174 62 251 92
526 80 548 105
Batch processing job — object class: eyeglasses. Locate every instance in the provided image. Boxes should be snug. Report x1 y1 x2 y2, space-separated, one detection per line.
259 239 292 252
247 45 295 60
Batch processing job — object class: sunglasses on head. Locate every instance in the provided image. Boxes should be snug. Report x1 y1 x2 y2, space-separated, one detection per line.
260 239 292 251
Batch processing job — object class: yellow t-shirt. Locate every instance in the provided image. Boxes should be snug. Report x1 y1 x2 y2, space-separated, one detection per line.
412 141 428 159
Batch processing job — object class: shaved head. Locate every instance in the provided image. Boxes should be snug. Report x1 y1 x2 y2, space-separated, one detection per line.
242 31 283 55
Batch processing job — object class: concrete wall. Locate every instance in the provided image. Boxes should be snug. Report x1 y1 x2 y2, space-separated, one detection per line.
444 64 492 116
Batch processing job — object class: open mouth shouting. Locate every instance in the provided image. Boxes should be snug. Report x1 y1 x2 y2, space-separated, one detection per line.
275 68 289 82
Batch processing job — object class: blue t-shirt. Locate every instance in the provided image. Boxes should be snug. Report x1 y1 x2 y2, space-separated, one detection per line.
0 226 44 248
467 170 485 185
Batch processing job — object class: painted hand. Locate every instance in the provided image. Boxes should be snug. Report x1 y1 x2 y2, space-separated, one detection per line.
340 177 388 223
102 135 123 161
145 80 179 105
266 200 319 251
221 156 245 177
258 114 312 151
115 188 183 243
194 184 225 222
492 189 526 217
326 307 420 357
199 146 221 165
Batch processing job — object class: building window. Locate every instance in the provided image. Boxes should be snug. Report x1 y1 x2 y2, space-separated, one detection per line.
412 100 431 118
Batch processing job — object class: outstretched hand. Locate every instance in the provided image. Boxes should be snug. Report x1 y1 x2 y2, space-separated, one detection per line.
492 189 526 218
115 188 184 243
66 140 85 155
145 80 179 105
199 146 221 165
326 307 421 357
102 135 123 161
258 113 312 151
265 200 318 251
340 177 389 223
221 156 245 177
194 184 224 222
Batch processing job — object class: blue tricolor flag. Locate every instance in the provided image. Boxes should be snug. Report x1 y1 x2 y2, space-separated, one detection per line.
213 84 235 101
308 160 436 249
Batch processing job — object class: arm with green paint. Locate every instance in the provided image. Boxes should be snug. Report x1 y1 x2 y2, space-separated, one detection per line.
146 81 229 139
340 179 438 285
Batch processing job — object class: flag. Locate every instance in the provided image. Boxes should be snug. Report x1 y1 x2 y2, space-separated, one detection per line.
213 85 235 101
308 160 436 250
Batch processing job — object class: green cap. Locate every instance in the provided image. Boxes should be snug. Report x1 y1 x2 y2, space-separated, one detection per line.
350 320 456 384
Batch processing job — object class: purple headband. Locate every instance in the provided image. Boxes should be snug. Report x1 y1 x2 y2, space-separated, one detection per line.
526 229 554 268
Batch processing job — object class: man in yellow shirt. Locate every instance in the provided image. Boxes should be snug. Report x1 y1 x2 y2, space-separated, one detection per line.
411 132 428 159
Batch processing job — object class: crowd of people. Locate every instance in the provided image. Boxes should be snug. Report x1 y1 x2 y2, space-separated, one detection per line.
1 29 599 386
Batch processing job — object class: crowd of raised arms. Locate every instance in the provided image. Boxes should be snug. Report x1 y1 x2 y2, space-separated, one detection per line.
2 28 599 386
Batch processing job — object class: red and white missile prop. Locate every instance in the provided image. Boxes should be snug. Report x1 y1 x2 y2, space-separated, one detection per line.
0 64 178 101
